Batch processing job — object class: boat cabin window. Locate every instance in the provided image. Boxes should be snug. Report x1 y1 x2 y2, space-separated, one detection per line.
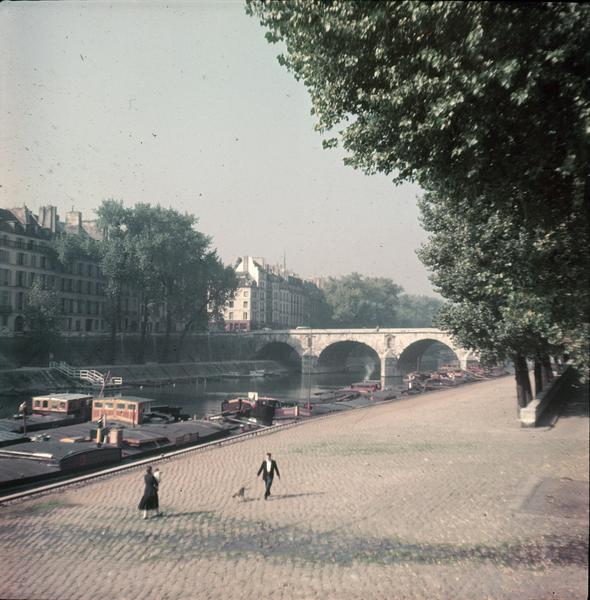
105 403 113 409
34 400 41 408
94 401 103 408
42 400 48 408
116 403 126 410
59 402 66 409
127 404 135 410
51 401 59 409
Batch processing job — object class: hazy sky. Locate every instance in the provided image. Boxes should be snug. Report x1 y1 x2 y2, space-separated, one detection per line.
1 0 435 296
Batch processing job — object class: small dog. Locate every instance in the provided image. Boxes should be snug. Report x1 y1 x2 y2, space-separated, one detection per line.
232 486 247 501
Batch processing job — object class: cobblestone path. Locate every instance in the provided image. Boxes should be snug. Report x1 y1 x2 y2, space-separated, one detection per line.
0 376 587 600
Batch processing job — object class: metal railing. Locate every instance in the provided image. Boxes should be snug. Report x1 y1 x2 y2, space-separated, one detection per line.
49 361 123 386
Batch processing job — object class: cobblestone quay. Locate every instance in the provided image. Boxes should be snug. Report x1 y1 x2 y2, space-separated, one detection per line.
1 376 588 600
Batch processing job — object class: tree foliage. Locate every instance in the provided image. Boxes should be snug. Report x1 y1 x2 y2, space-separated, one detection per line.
397 294 443 328
22 279 61 364
322 273 402 328
248 1 590 404
95 200 237 361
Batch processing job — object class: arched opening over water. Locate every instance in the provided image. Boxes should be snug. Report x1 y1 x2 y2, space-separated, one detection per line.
398 339 458 375
318 341 381 379
255 341 302 371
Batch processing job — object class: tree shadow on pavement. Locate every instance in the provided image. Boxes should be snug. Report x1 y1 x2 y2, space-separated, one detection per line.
537 379 589 428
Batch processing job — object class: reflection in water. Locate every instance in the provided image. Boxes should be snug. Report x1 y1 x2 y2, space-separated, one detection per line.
0 372 365 419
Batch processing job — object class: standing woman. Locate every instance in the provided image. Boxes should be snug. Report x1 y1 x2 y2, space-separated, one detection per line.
138 465 160 519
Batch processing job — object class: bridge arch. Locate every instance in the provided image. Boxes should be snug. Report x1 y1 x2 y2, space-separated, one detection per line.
317 340 381 377
397 338 460 374
255 341 302 371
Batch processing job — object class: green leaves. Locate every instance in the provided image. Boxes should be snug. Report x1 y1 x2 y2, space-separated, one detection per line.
322 273 403 328
248 0 590 377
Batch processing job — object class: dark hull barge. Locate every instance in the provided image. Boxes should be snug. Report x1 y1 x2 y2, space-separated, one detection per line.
0 417 236 493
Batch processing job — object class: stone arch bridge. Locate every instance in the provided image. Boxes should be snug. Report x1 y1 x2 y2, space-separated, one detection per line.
223 328 476 387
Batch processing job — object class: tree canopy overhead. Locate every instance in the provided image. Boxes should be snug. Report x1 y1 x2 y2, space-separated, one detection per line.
248 1 588 224
248 0 590 405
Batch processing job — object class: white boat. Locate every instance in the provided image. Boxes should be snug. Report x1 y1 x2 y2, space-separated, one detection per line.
249 369 265 377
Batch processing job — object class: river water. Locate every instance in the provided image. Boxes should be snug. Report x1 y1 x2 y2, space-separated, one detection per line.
0 372 371 419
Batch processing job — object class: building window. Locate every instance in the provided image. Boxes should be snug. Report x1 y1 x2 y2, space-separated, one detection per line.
17 253 25 266
0 249 9 263
30 255 37 268
244 291 249 297
40 256 47 269
229 312 234 320
0 269 10 286
16 271 26 287
243 312 248 320
243 301 248 308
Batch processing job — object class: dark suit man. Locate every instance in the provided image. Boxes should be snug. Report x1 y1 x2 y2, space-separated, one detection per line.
257 452 280 500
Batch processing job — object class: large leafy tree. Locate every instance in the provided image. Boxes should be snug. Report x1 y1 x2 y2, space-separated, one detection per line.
248 0 590 405
22 280 61 365
322 273 402 327
97 201 237 362
396 294 443 328
96 199 135 362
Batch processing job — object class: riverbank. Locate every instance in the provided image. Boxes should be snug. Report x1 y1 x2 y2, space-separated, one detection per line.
0 360 289 397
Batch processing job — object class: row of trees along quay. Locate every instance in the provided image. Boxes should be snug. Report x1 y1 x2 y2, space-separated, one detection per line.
247 1 590 408
22 203 443 366
46 201 238 363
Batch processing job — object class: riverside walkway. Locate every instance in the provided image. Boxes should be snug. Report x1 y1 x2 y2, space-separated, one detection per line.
0 376 587 600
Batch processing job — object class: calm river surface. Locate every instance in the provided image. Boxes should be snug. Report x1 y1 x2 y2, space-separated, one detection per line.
0 372 368 419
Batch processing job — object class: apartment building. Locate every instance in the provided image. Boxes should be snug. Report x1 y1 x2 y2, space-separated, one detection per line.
221 256 315 331
0 205 177 337
0 206 109 335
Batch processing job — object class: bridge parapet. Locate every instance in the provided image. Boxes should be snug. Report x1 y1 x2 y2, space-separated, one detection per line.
210 328 477 383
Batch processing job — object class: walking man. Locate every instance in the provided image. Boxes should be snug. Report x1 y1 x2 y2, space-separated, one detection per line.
257 452 280 500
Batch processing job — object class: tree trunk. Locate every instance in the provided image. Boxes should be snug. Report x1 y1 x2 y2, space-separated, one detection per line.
533 356 543 396
161 300 172 363
138 298 149 364
514 352 533 409
541 353 554 388
108 298 119 364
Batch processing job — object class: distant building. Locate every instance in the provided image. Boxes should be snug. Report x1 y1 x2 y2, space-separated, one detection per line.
220 256 318 331
0 205 170 337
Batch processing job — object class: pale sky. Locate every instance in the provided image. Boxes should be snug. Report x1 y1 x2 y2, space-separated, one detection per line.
0 0 435 296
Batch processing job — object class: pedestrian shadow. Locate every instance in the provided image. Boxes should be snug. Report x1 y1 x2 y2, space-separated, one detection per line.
162 510 214 519
271 492 325 500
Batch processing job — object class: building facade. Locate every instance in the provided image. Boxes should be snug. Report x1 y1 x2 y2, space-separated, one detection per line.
0 206 110 336
0 205 175 337
221 256 317 331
